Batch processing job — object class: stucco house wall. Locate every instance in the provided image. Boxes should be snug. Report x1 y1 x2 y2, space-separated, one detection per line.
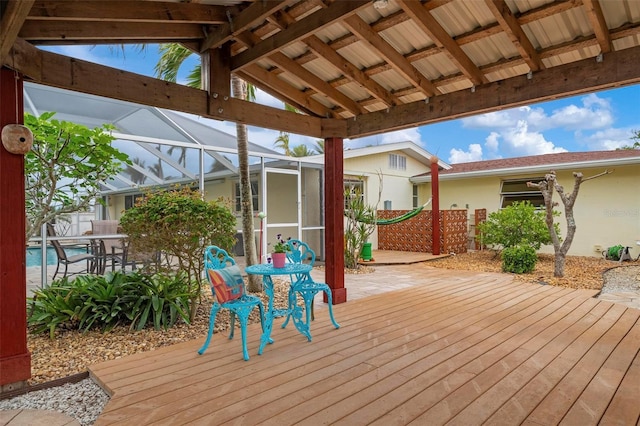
419 159 640 257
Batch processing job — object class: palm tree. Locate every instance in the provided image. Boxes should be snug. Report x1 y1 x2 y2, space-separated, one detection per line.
291 144 316 157
313 139 324 154
274 132 292 156
153 43 261 291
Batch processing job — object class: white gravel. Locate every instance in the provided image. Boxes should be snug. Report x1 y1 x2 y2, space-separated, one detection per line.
0 378 109 425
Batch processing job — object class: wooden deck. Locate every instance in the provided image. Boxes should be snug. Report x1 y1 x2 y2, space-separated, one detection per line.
90 268 640 425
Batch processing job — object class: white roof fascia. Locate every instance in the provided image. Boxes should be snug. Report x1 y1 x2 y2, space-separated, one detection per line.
410 156 640 183
307 141 451 170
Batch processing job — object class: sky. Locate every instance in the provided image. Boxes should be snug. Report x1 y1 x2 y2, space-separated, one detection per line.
42 44 640 165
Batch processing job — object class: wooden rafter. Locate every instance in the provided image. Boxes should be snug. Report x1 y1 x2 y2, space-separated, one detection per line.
231 0 368 70
346 44 640 138
484 0 544 72
342 14 439 98
0 0 35 64
239 64 335 117
199 0 294 52
18 21 205 42
27 1 230 24
268 51 365 115
397 0 487 86
303 35 399 107
582 0 612 53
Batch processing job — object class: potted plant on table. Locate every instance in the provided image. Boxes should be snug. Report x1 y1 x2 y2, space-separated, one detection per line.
271 234 291 268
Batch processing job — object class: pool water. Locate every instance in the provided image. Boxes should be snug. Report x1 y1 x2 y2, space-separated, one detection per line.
26 246 88 267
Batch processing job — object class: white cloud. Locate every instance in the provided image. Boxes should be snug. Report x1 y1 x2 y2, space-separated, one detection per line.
501 120 567 156
581 127 638 150
546 94 614 130
485 132 500 152
448 144 483 163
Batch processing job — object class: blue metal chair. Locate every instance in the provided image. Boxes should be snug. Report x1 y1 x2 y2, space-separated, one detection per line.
282 239 340 336
198 246 265 361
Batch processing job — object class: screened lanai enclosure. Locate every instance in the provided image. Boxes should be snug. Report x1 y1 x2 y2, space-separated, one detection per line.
24 83 326 262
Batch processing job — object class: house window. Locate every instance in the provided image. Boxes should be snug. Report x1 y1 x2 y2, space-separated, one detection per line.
388 154 406 170
235 180 259 212
344 179 364 210
412 185 419 209
501 178 544 208
124 194 145 210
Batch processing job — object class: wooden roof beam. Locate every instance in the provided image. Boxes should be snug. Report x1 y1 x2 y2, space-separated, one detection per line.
303 35 399 107
0 0 35 65
7 38 336 138
582 0 612 54
397 0 488 86
485 0 544 72
18 21 204 42
199 0 293 52
347 44 640 138
343 14 439 98
240 63 337 117
231 0 368 70
27 1 230 24
268 51 365 115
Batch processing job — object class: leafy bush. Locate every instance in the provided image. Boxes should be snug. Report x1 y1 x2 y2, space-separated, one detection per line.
28 271 191 338
24 112 130 240
476 201 558 250
119 186 236 319
502 245 537 274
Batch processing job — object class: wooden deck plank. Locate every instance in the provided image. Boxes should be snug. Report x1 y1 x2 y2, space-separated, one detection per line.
99 276 521 424
559 310 640 425
444 299 610 425
358 289 600 425
97 277 513 406
523 307 640 425
598 337 640 425
485 303 631 424
89 267 640 426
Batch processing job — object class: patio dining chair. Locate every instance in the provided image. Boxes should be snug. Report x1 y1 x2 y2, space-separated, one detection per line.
46 223 104 280
281 239 340 336
198 246 265 361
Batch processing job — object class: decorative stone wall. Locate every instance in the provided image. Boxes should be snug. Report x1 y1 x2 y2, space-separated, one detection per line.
377 209 469 254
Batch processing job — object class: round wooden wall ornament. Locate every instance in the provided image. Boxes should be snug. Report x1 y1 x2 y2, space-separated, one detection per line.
1 124 33 155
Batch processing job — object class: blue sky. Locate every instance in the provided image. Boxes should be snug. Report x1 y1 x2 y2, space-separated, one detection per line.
43 44 640 164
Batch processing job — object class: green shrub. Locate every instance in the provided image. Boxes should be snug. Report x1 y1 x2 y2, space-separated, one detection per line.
502 245 537 274
28 271 191 338
119 186 236 313
476 201 558 250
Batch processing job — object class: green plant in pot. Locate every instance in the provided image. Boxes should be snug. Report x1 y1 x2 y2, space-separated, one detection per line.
271 234 291 268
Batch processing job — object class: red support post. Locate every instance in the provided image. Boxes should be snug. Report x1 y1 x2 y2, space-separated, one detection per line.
430 156 441 255
324 136 346 304
0 67 31 388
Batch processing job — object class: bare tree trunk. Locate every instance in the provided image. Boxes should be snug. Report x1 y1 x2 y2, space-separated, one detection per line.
232 75 261 292
529 169 611 277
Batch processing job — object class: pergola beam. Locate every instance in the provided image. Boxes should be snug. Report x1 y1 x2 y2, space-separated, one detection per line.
347 44 640 138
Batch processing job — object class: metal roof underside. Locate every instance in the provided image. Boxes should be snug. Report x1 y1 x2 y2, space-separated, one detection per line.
1 0 640 140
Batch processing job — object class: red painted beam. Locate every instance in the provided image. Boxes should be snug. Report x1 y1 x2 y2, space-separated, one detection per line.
323 136 346 304
431 156 440 255
0 67 31 387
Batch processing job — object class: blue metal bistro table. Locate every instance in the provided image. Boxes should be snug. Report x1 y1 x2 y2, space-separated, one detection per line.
245 263 313 355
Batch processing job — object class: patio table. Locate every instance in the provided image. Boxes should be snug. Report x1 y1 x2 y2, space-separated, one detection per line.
245 263 312 355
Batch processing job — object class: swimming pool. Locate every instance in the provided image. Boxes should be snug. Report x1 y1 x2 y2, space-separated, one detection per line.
26 246 88 267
